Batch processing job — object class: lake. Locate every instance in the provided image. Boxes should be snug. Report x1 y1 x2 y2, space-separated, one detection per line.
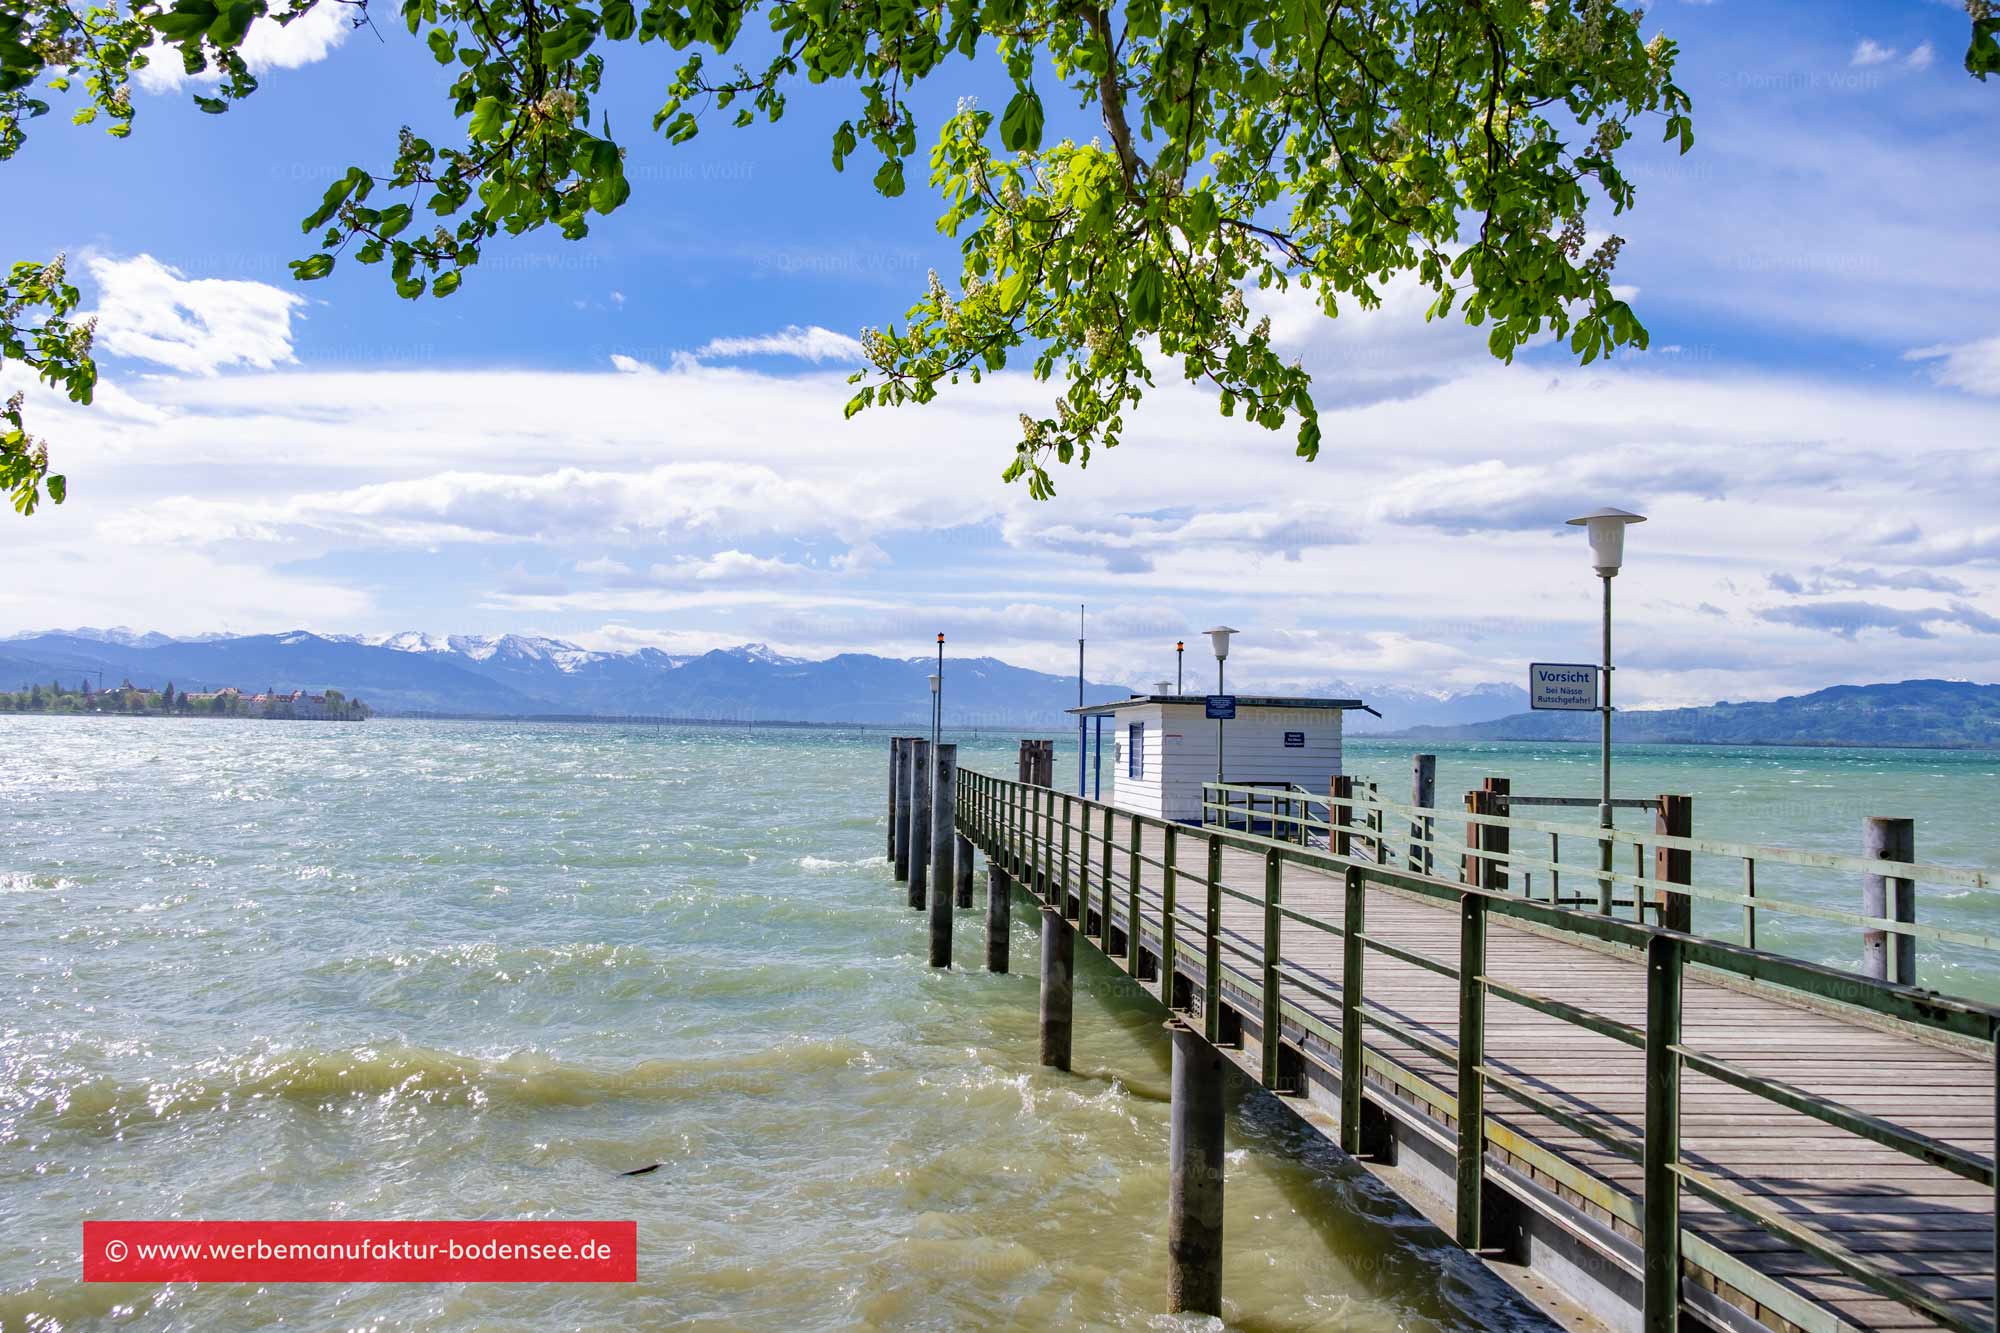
3 718 1995 1328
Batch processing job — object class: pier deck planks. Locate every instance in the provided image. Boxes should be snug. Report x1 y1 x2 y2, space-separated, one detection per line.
1008 793 1997 1333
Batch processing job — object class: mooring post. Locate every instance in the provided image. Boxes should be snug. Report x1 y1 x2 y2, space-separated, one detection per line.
888 736 901 861
1455 893 1488 1250
955 831 975 909
1862 816 1916 985
1653 795 1693 933
1411 754 1436 875
987 864 1011 973
929 743 957 967
908 739 931 911
1481 777 1510 891
1039 905 1074 1070
894 738 913 882
1167 1018 1226 1316
1642 933 1684 1332
1339 866 1366 1155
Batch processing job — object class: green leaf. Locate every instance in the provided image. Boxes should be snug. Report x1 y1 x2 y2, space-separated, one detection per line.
998 87 1043 152
1968 17 2000 80
468 96 507 142
589 172 631 213
872 157 904 197
602 0 636 40
289 253 337 280
432 270 462 297
426 27 455 64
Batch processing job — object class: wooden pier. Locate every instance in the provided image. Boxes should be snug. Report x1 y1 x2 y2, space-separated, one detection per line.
896 745 2000 1333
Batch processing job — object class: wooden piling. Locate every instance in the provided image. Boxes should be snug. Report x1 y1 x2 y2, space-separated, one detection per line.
1653 795 1693 932
955 832 974 909
987 864 1011 973
908 738 931 911
1167 1018 1226 1316
894 738 913 882
1331 774 1353 857
887 736 901 861
929 743 957 967
1863 816 1916 985
1411 754 1436 875
1039 905 1074 1070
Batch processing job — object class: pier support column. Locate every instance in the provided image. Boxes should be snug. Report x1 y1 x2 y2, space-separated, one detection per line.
1039 905 1074 1070
929 745 957 967
1168 1018 1225 1316
987 865 1011 973
954 833 975 908
894 739 913 882
908 739 931 911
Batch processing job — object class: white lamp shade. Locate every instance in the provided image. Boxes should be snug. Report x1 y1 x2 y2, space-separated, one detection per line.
1566 508 1646 574
1155 680 1173 695
927 673 941 693
1203 625 1239 661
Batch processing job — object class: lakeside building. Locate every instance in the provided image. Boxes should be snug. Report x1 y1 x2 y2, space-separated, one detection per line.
1067 694 1375 823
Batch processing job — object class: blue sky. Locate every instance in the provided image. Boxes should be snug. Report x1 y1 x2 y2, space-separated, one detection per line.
2 0 1997 705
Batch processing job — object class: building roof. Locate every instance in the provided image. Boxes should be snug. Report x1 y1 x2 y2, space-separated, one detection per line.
1068 693 1379 718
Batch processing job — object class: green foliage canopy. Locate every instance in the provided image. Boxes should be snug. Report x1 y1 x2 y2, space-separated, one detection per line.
2 0 1996 507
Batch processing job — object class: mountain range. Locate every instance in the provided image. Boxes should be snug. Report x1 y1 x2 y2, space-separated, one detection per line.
5 630 1991 746
0 628 1526 730
1385 679 2000 749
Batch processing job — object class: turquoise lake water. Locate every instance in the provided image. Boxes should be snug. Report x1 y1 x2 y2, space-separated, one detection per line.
3 718 1995 1329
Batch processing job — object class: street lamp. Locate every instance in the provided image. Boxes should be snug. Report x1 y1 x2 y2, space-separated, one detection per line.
929 632 944 756
1204 626 1238 786
1176 640 1185 693
1565 507 1645 914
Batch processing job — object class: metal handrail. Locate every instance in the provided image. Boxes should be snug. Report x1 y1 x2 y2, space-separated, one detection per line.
953 768 2000 1333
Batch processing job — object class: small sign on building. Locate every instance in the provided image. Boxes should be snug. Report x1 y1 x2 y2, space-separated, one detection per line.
1529 663 1600 711
1204 694 1237 720
1283 731 1305 748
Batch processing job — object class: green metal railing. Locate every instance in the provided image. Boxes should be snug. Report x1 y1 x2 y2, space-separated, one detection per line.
956 767 2000 1333
1200 779 2000 980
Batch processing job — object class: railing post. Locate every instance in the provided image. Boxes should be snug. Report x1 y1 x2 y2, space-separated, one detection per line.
1411 754 1436 875
1863 816 1916 985
1159 825 1180 1007
1060 794 1075 920
1340 867 1365 1154
1204 836 1223 1043
1261 848 1283 1089
1099 804 1114 949
929 744 957 968
1653 795 1693 933
1742 856 1757 949
1078 801 1093 929
1331 775 1353 858
1455 893 1487 1249
1127 817 1145 975
1643 933 1684 1332
908 739 931 911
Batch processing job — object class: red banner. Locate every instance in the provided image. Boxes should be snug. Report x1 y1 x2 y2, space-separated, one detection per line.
83 1220 636 1283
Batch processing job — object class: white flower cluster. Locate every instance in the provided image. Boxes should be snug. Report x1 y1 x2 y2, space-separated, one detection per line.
1582 234 1625 281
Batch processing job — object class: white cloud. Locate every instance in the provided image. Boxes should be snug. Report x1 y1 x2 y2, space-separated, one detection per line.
647 551 812 584
575 556 633 576
609 354 657 375
1904 335 2000 396
87 254 302 376
1851 38 1898 66
696 325 865 363
1907 41 1935 70
134 0 354 92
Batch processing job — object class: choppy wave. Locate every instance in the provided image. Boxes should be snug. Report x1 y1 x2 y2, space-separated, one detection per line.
4 1038 872 1139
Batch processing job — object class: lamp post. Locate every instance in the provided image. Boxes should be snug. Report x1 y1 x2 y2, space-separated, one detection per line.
1176 640 1185 694
1204 626 1237 786
1565 508 1645 915
932 633 944 753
